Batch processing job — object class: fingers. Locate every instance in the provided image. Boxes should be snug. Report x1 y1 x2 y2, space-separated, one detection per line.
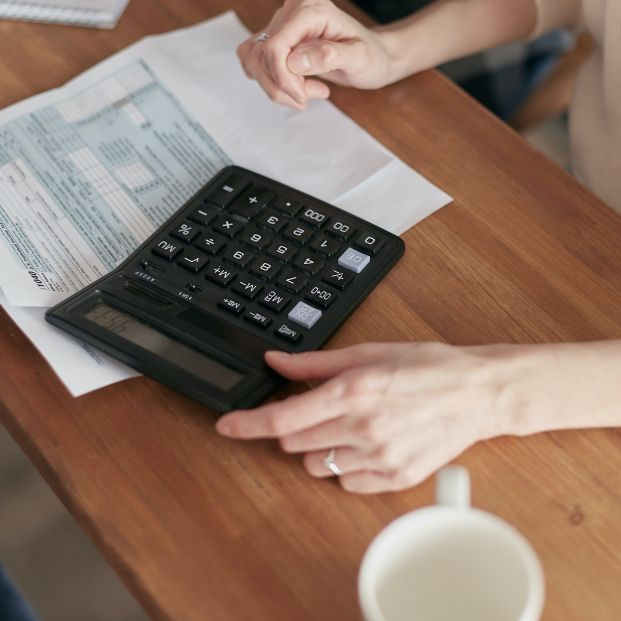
287 39 367 78
303 445 382 477
216 377 345 439
264 343 397 381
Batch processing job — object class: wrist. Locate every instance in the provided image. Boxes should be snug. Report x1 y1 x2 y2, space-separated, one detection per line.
372 23 433 84
484 341 621 438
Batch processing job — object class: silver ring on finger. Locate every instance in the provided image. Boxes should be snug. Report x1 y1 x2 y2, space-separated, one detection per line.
254 32 271 43
324 447 344 476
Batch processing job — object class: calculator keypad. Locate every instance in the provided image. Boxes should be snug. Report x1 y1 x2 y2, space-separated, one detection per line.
142 169 391 348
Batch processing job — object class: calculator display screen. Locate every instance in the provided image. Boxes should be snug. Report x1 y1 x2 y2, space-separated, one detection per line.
84 302 243 391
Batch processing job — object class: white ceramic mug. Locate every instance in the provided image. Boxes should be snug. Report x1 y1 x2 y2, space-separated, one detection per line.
358 467 545 621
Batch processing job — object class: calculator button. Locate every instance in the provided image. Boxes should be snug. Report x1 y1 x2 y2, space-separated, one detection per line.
283 222 313 245
152 239 182 261
217 296 245 316
355 231 384 255
177 252 209 273
258 289 291 313
292 252 323 275
188 206 218 226
194 233 227 255
255 209 288 232
250 257 280 281
310 236 340 257
267 240 296 263
230 185 275 219
288 301 322 329
274 323 302 343
205 264 237 287
276 271 308 294
205 172 248 207
222 245 256 268
240 226 272 251
299 207 329 228
338 247 371 273
305 284 338 309
321 267 354 290
213 215 244 238
272 197 302 217
170 221 201 243
231 277 264 300
244 310 272 329
326 219 355 240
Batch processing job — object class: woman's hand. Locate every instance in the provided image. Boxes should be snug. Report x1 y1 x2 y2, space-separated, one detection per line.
237 0 398 110
216 341 532 493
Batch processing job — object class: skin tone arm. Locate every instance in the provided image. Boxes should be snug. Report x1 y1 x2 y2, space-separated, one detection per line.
236 0 540 109
220 0 607 494
217 341 621 494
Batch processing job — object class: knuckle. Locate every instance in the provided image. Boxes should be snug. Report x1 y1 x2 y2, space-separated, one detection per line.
278 435 297 453
342 368 378 399
374 444 402 470
354 416 385 445
318 42 337 67
266 412 288 436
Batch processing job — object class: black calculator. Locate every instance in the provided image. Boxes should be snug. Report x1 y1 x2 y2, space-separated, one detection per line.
46 166 405 412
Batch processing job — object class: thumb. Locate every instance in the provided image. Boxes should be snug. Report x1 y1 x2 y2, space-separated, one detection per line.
287 40 364 77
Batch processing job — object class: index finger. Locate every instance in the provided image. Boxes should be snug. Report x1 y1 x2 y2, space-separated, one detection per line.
215 378 344 439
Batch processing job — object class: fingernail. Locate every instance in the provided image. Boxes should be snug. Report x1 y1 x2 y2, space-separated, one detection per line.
289 52 311 73
216 419 232 435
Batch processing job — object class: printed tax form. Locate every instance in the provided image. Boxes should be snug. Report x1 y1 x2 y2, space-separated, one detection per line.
0 11 452 396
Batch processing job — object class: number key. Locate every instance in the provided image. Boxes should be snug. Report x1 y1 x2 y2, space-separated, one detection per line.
240 226 272 250
299 206 329 228
255 209 288 232
310 236 340 257
283 221 313 245
222 245 255 268
250 256 280 281
267 240 296 263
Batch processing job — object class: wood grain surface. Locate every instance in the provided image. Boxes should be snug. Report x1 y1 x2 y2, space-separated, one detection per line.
1 1 621 620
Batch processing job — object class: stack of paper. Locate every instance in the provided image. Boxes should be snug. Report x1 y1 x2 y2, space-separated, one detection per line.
0 11 451 397
0 0 129 28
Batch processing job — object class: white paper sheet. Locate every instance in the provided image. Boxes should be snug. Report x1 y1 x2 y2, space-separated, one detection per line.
0 11 452 396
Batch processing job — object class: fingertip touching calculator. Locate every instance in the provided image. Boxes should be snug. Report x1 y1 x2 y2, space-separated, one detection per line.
46 166 405 412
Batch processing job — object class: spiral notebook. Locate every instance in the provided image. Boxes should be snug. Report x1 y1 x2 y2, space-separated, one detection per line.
0 0 129 28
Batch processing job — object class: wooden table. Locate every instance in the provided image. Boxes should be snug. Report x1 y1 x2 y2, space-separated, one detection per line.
2 1 621 620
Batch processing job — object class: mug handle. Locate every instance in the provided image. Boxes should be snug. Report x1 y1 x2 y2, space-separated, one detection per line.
436 466 470 509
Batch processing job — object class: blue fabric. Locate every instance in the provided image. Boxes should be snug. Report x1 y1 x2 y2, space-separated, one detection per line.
0 566 40 621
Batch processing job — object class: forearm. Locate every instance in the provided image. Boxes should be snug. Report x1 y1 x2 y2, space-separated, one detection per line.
374 0 539 81
496 340 621 436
